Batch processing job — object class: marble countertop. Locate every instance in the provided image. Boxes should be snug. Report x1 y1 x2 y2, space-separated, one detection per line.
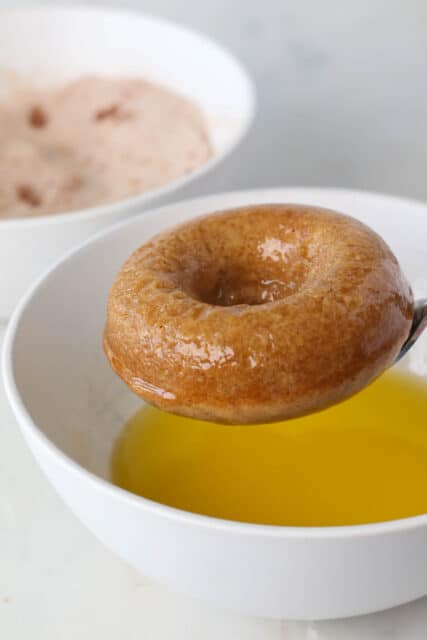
2 0 427 637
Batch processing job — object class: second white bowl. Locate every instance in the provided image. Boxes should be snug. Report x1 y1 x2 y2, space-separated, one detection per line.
0 5 254 318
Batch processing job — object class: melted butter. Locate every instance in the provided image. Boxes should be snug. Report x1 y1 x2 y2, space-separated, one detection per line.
111 370 427 526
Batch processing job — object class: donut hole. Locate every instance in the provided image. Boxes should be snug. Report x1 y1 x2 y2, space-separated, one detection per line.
187 251 310 307
188 263 298 306
169 207 315 307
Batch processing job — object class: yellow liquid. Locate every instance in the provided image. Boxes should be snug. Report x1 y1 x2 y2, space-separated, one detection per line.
111 370 427 526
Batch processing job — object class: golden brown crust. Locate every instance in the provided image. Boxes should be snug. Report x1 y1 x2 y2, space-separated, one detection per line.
104 204 414 424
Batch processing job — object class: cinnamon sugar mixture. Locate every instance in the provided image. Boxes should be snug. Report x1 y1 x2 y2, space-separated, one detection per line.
0 75 211 218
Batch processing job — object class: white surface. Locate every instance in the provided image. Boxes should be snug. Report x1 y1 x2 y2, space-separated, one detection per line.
2 0 427 635
0 5 254 317
3 189 427 628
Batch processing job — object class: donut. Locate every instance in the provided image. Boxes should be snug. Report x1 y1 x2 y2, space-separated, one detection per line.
104 204 413 424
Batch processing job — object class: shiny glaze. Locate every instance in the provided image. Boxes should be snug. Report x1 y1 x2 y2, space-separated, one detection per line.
104 204 413 424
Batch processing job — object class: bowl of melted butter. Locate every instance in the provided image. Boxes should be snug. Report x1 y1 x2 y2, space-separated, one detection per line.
112 371 427 528
3 188 427 620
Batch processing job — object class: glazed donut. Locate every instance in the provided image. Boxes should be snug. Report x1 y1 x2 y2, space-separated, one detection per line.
104 204 413 424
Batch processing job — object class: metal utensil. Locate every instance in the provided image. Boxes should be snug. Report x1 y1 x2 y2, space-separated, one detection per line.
396 298 427 361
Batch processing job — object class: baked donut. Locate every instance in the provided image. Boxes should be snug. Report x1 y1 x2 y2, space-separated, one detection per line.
104 204 413 424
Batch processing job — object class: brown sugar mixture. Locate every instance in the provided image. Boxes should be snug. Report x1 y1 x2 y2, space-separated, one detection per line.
0 75 212 218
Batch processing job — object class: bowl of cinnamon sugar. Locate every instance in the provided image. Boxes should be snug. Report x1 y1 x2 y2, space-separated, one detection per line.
0 5 255 318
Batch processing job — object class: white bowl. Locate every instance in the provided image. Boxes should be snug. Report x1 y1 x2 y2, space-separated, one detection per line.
3 188 427 621
0 5 254 318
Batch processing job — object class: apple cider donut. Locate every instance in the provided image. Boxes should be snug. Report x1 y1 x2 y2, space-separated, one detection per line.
104 204 413 424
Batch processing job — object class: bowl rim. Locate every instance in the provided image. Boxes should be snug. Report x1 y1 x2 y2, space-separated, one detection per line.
3 186 427 540
0 2 256 228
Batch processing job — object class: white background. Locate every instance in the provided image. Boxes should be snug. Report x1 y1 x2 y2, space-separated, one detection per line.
2 0 427 637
